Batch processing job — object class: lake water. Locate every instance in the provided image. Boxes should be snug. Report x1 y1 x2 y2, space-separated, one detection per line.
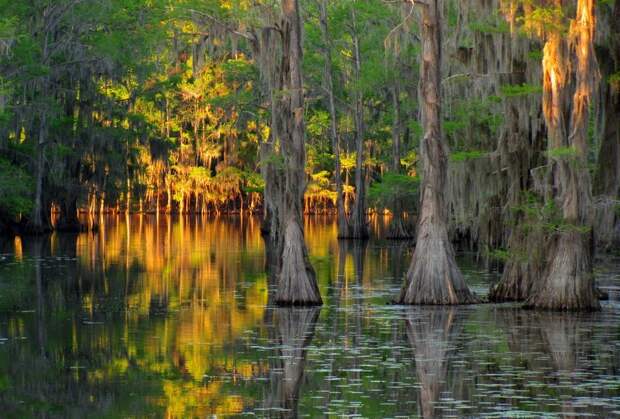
0 215 619 418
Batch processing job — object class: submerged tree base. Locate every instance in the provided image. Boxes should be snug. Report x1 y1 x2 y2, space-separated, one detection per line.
525 231 600 311
397 225 479 305
275 220 323 306
386 217 414 240
489 229 545 303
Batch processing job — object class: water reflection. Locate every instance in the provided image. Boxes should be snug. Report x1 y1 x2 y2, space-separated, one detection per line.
405 308 462 418
262 307 320 418
0 215 618 417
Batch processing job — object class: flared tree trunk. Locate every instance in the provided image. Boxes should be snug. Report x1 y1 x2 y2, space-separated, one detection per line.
489 98 547 302
274 0 322 306
526 0 599 311
397 0 477 305
56 197 81 232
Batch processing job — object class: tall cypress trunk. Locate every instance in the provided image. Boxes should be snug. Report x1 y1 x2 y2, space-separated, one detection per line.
274 0 322 306
56 197 80 232
166 179 172 214
490 99 547 302
256 27 284 273
318 0 347 239
397 0 477 305
526 0 599 311
387 83 413 240
345 11 369 240
593 1 620 251
28 114 52 234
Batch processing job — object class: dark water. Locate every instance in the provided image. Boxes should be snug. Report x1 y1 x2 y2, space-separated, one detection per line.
0 215 619 418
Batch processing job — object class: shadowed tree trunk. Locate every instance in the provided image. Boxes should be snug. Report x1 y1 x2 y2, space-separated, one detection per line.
345 9 369 240
318 0 347 240
405 307 460 418
264 307 320 418
489 100 547 302
26 113 53 235
274 0 322 305
387 83 414 240
56 197 81 232
526 0 599 311
257 27 284 273
593 1 620 251
397 0 477 305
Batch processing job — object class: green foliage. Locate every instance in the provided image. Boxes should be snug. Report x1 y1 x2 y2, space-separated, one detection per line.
470 15 510 34
447 0 459 28
242 171 264 194
486 247 511 262
306 170 336 203
368 173 419 212
400 150 418 175
0 158 33 219
444 97 503 151
340 152 357 172
518 6 566 36
512 191 591 235
500 83 542 97
450 150 487 162
547 146 578 160
609 72 620 91
527 49 544 61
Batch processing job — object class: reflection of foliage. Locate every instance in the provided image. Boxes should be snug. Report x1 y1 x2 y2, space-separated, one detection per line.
0 218 270 416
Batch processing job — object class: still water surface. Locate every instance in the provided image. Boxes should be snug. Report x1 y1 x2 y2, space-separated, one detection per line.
0 215 619 418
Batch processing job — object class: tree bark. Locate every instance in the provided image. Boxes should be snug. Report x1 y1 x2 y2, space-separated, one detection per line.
345 9 369 240
275 0 322 306
592 1 620 251
27 113 52 234
56 197 81 232
489 96 547 302
387 83 413 240
318 0 347 240
526 0 599 311
397 0 477 305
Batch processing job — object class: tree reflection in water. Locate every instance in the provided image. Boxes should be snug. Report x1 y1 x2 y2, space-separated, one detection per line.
263 307 320 418
405 307 462 418
0 216 619 417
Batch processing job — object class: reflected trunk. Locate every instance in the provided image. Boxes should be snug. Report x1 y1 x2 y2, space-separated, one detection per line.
264 307 320 418
405 307 460 418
